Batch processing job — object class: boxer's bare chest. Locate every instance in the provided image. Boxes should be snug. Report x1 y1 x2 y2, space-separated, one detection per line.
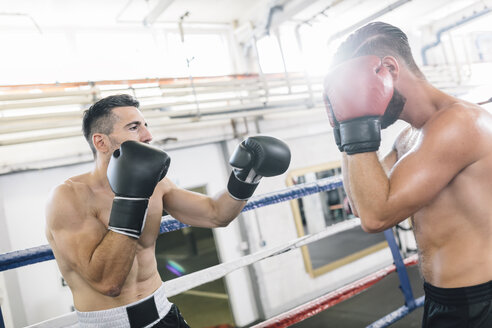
84 182 164 249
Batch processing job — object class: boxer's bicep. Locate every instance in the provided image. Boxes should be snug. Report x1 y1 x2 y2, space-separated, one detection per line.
161 179 219 227
46 185 105 274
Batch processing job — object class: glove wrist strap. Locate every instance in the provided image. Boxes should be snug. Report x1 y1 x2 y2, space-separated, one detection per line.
227 172 259 201
333 125 344 152
340 116 381 154
108 197 149 238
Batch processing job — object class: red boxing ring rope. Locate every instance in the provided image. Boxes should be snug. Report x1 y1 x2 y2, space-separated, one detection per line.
252 254 419 328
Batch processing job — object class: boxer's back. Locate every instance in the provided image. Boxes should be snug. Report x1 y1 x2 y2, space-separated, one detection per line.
404 103 492 287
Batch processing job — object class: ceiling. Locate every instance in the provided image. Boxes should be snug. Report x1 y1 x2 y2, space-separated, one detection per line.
0 0 270 29
0 0 487 32
1 0 491 173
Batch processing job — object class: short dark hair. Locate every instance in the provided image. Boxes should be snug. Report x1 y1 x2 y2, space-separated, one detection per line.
332 22 424 78
82 94 140 156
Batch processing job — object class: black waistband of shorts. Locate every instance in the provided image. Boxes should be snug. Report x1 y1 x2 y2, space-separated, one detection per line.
424 280 492 306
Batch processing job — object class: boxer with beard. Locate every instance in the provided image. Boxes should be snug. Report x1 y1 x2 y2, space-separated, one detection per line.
324 22 492 327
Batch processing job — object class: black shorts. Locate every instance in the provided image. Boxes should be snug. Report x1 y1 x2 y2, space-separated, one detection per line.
422 280 492 328
152 304 190 328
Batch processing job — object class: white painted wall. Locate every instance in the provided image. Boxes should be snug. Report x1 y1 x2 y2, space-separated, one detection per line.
0 163 92 327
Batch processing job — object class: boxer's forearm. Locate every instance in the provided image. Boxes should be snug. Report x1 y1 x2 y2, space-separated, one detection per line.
345 152 397 232
163 187 245 228
341 154 359 217
85 232 137 296
210 191 246 227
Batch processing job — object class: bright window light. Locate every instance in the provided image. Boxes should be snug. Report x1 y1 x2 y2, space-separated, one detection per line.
256 35 285 74
0 28 234 85
166 33 233 77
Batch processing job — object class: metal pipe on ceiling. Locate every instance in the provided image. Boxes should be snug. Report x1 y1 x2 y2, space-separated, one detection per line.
421 5 492 66
143 0 175 26
0 12 43 34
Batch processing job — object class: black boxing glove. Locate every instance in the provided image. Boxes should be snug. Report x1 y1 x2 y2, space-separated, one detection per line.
227 136 291 200
107 141 171 238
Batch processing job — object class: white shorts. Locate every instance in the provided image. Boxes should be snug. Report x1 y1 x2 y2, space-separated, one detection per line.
76 283 172 328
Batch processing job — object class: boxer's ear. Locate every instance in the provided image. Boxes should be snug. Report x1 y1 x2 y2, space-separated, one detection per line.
93 133 111 155
381 56 399 79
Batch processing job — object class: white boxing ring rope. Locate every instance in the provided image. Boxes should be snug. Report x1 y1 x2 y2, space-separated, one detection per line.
23 219 363 328
165 218 362 297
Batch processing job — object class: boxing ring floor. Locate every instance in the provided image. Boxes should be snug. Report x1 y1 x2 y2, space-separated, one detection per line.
0 176 424 327
291 265 424 328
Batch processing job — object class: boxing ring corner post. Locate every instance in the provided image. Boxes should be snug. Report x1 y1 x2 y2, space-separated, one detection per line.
366 295 425 328
364 229 424 327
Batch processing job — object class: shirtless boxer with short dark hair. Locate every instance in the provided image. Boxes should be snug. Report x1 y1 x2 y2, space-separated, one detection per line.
45 94 291 327
324 22 492 327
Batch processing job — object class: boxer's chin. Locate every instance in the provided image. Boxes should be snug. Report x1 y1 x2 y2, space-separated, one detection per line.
381 88 406 129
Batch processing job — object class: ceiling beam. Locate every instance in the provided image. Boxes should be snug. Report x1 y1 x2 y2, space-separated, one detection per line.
143 0 175 26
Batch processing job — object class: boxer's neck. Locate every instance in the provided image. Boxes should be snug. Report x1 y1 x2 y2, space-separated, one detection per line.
91 154 112 190
399 80 456 128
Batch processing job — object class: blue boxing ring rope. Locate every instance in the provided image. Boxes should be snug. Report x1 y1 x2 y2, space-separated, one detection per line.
0 175 423 327
0 176 346 272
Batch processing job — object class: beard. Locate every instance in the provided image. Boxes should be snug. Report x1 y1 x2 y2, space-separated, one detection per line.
380 88 406 129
